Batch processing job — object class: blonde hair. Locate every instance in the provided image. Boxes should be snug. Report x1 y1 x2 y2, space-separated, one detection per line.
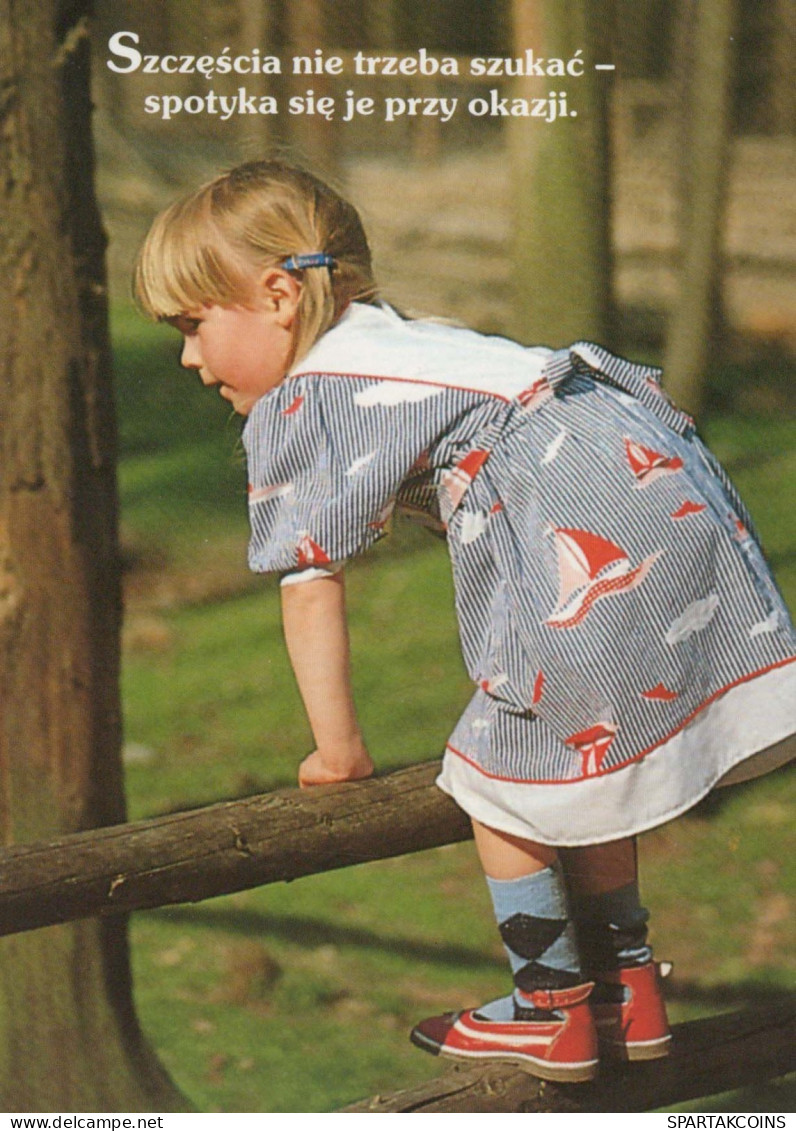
134 160 378 366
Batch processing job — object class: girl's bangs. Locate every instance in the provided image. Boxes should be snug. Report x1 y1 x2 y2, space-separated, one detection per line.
134 195 252 319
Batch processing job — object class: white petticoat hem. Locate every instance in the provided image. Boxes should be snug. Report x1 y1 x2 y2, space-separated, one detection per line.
436 660 796 846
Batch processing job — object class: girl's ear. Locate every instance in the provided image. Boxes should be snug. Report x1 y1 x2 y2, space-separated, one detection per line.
257 268 302 327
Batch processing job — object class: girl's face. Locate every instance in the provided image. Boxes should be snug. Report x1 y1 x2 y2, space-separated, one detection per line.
174 270 300 415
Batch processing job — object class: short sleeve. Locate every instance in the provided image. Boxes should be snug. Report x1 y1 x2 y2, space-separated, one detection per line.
242 374 449 574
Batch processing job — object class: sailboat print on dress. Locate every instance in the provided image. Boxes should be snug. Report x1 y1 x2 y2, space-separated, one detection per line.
440 449 490 519
532 670 545 706
460 500 504 545
641 682 679 701
460 510 488 545
541 428 567 466
480 672 509 695
296 534 331 567
249 482 294 505
731 514 751 542
544 526 660 629
280 394 304 416
671 499 707 520
624 437 683 487
565 722 618 777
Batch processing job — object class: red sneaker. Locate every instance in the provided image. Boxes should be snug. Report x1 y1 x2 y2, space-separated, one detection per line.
410 982 599 1083
591 962 671 1061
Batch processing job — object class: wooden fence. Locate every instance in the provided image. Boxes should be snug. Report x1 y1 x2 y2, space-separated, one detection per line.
0 760 793 1113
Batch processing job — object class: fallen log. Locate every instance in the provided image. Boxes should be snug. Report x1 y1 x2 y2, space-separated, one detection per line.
0 761 471 936
343 994 796 1112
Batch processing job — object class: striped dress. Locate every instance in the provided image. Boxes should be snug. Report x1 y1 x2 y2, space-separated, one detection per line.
242 302 796 845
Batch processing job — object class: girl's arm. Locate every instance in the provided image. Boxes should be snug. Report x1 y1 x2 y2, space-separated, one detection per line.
280 571 374 787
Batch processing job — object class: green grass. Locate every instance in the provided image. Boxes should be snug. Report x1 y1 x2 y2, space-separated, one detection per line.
114 305 796 1112
122 537 470 814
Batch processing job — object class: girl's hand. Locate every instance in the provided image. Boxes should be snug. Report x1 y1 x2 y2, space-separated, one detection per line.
298 742 375 788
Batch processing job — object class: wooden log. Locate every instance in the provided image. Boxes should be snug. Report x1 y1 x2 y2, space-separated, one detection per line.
343 994 796 1112
0 761 472 936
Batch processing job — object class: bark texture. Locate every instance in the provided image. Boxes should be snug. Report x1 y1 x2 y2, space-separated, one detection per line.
0 3 185 1111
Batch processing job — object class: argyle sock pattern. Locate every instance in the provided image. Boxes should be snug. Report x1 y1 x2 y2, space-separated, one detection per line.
569 881 653 973
479 864 582 1021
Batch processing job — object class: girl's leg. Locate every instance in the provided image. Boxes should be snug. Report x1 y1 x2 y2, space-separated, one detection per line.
411 819 598 1081
560 837 671 1061
471 818 557 878
471 819 583 1007
560 838 652 970
560 838 638 895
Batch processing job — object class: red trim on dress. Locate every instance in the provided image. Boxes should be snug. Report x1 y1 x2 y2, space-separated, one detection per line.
286 369 514 404
446 654 796 786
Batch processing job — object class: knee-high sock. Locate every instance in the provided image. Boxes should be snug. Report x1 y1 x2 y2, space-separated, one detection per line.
569 881 652 972
477 863 582 1020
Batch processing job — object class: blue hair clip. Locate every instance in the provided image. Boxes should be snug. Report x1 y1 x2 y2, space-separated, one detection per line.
281 252 336 271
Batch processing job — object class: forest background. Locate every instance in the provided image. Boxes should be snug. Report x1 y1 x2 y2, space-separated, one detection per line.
3 0 795 1114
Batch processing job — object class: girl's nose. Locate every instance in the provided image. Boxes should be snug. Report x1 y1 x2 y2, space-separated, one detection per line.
180 335 202 370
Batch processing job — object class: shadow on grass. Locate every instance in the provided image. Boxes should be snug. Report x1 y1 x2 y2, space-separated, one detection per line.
143 905 795 1112
147 904 793 1013
147 904 502 973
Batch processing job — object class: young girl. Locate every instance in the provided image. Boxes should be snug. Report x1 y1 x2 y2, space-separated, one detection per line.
135 160 796 1084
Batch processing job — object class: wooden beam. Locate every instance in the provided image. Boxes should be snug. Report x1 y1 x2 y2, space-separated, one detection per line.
0 762 472 936
343 994 796 1112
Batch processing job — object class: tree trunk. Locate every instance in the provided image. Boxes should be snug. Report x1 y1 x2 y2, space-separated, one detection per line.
237 0 275 153
0 3 185 1111
284 0 341 180
509 0 616 347
768 0 796 135
662 0 738 417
